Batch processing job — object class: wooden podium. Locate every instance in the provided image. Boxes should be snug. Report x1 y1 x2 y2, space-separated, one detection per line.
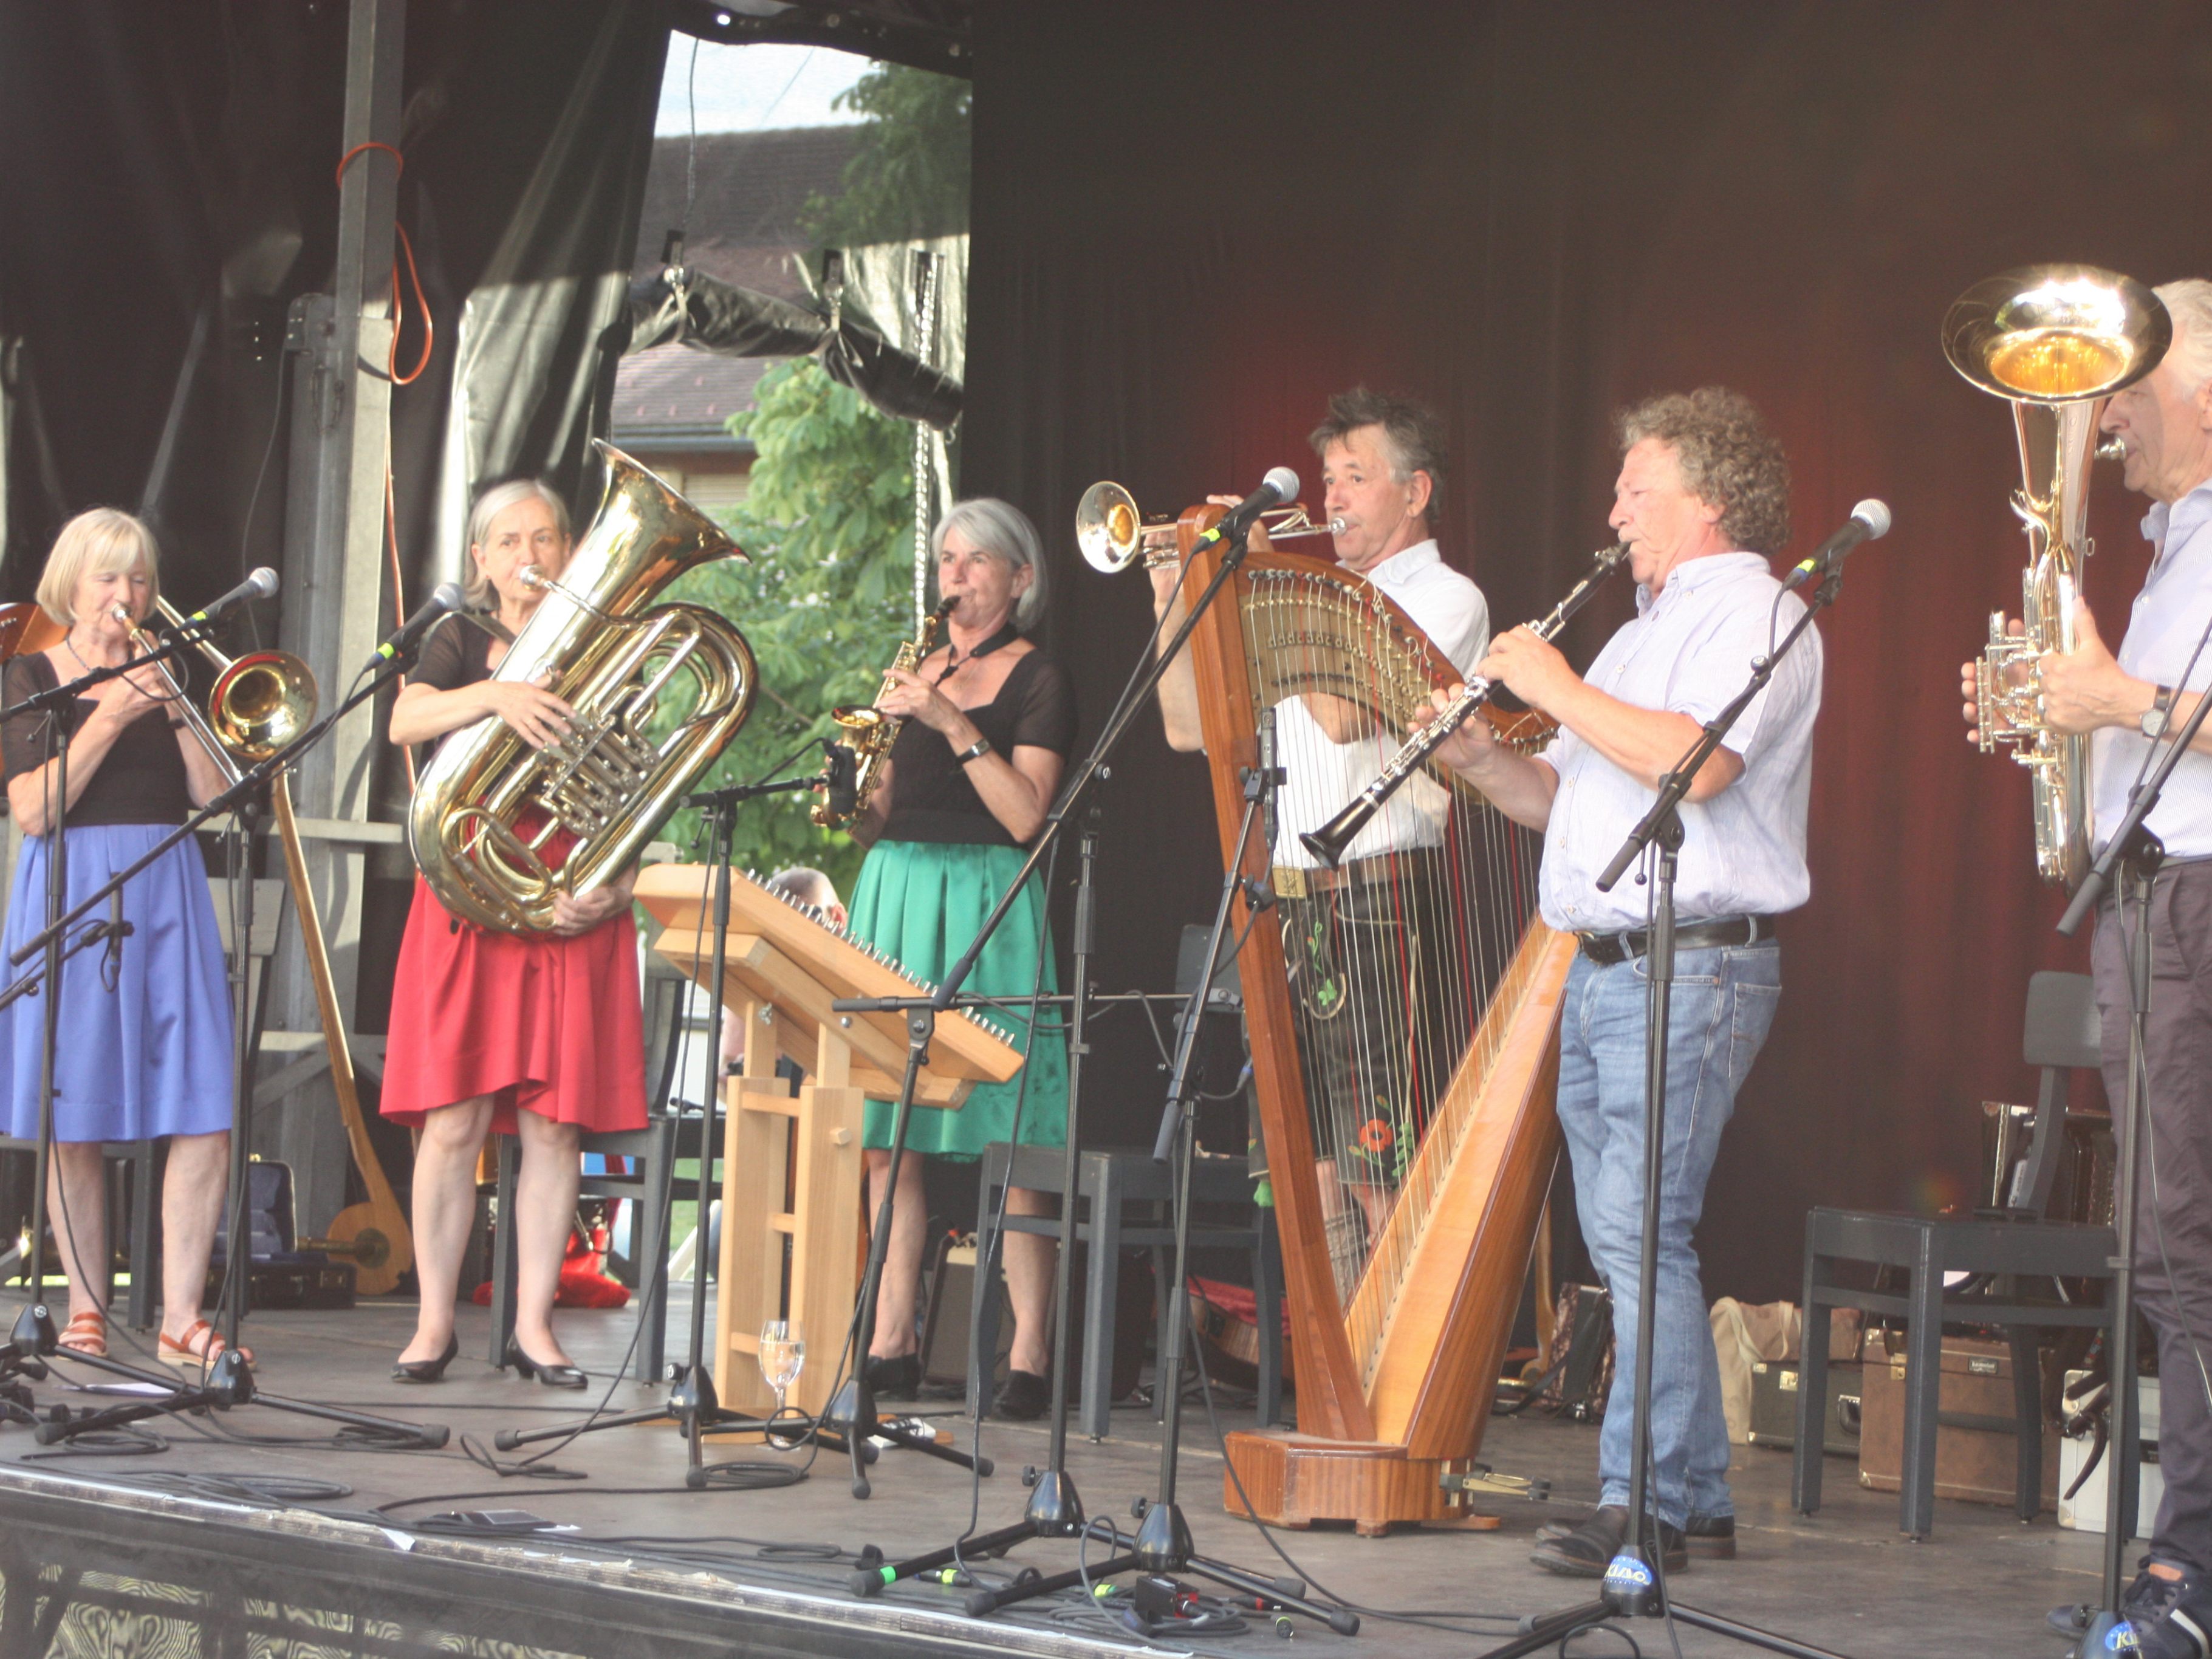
635 865 1022 1417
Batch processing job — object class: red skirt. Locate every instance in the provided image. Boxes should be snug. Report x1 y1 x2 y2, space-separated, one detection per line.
380 875 647 1135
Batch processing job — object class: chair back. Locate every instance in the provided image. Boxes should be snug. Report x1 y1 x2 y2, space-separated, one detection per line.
2013 970 2100 1214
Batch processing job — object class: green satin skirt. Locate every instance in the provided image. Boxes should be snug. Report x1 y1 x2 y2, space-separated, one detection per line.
850 838 1067 1161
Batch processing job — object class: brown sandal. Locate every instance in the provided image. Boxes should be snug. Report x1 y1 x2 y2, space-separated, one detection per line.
159 1318 254 1372
58 1307 107 1359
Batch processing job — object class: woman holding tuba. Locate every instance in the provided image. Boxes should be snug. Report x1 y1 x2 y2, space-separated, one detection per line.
380 479 647 1388
0 509 241 1368
851 498 1075 1421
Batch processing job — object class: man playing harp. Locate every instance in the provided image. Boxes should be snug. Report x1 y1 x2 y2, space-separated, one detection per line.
1423 388 1818 1576
1152 388 1490 1290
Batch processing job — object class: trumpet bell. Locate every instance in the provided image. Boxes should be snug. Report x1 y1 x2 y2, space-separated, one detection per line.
1942 265 2171 405
1075 480 1148 573
211 651 317 761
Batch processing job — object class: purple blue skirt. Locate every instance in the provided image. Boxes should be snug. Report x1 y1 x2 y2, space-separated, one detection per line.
0 824 234 1143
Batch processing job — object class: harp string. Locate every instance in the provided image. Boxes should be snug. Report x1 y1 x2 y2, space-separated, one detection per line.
1241 567 1544 1386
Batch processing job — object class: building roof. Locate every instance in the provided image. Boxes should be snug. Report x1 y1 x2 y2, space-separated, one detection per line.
618 126 857 443
614 345 770 453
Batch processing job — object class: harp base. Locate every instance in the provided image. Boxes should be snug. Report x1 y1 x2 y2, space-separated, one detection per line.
1222 1431 1504 1537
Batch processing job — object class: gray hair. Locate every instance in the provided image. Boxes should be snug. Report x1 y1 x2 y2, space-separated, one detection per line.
765 866 839 911
931 498 1046 629
37 507 160 625
464 477 572 608
1309 387 1448 522
2154 279 2212 400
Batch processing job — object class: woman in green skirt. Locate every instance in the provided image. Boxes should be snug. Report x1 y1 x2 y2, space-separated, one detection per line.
852 498 1075 1420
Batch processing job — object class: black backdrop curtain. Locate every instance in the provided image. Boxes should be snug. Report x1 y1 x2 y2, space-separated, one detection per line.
961 0 2212 1301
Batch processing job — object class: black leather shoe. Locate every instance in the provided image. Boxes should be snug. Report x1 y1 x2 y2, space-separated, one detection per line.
864 1352 921 1399
1539 1509 1732 1557
505 1336 587 1390
993 1368 1051 1421
1531 1505 1688 1578
391 1333 459 1384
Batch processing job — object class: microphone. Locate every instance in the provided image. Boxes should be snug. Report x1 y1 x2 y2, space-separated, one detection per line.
366 583 465 672
822 742 858 822
1781 500 1891 591
1186 467 1302 557
180 567 279 627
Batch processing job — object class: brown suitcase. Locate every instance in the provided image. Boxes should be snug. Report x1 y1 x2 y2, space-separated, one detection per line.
1858 1333 2057 1510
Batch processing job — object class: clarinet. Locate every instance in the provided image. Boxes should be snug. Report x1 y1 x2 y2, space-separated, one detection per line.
1299 542 1630 867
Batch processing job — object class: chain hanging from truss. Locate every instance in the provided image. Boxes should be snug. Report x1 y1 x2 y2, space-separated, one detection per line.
908 248 941 635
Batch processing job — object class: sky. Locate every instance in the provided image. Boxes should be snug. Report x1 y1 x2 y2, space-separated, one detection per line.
655 39 872 135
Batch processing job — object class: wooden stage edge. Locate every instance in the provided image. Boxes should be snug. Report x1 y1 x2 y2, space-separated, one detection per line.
0 1293 2110 1658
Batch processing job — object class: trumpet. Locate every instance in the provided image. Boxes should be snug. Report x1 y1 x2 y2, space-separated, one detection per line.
110 593 317 781
1075 481 1344 573
1300 542 1631 867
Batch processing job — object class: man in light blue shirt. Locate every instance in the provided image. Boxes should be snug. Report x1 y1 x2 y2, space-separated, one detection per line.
1427 387 1819 1578
1982 279 2212 1657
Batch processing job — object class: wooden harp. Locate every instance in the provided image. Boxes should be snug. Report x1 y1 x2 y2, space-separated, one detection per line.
1176 505 1574 1534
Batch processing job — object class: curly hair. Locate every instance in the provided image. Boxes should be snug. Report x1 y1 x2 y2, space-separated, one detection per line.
1310 386 1448 521
1616 387 1790 555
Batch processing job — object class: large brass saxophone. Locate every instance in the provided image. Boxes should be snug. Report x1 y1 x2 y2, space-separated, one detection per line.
409 442 758 932
1943 265 2171 889
812 597 956 829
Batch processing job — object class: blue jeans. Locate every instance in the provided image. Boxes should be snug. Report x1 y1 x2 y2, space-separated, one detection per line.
1556 941 1783 1528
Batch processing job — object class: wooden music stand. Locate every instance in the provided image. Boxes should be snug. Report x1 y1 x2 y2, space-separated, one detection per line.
637 864 1021 1418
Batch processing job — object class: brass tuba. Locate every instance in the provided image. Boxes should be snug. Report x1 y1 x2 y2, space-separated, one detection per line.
1943 265 2171 889
409 442 758 932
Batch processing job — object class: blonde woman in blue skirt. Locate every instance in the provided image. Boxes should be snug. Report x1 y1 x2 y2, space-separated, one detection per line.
0 510 239 1369
852 499 1075 1420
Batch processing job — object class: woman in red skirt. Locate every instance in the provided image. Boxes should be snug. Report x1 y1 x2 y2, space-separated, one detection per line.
380 478 645 1388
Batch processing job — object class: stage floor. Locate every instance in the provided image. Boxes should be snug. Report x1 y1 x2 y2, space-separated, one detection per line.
0 1286 2096 1657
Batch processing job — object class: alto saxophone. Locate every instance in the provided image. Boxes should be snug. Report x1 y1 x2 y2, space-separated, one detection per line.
812 597 957 829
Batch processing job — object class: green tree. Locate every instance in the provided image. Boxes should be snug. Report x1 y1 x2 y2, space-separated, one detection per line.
649 62 970 899
655 356 914 895
803 64 971 246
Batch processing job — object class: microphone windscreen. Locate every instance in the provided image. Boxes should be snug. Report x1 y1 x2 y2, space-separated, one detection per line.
1852 499 1892 538
1262 465 1301 502
431 583 465 614
247 567 280 598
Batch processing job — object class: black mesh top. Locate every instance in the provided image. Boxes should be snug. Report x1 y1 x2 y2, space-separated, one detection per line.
405 615 496 762
880 647 1077 847
1 651 190 827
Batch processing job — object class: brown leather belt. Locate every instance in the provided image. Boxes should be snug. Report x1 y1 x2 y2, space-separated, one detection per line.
1576 914 1773 966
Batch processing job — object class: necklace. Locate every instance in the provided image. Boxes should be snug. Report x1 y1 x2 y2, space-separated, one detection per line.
932 620 1022 686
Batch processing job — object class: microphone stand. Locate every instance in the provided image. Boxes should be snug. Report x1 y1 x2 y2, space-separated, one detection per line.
1481 564 1851 1659
489 771 879 1485
13 650 448 1449
2049 617 2212 1656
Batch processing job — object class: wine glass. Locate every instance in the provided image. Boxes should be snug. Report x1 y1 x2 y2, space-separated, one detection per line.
758 1319 804 1420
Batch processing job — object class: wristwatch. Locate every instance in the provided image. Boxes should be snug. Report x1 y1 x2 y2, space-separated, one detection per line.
956 736 992 764
2142 684 2177 740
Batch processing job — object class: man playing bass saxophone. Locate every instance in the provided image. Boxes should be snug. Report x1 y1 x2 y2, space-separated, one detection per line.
1973 279 2212 1657
1419 388 1820 1578
1151 389 1489 1282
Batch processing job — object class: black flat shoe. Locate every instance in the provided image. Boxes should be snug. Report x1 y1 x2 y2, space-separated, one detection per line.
391 1333 459 1384
505 1336 587 1390
865 1352 921 1399
993 1367 1051 1421
1539 1510 1733 1559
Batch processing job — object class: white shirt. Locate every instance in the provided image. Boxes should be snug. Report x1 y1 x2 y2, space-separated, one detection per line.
2092 483 2212 858
1270 539 1491 867
1536 551 1823 933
